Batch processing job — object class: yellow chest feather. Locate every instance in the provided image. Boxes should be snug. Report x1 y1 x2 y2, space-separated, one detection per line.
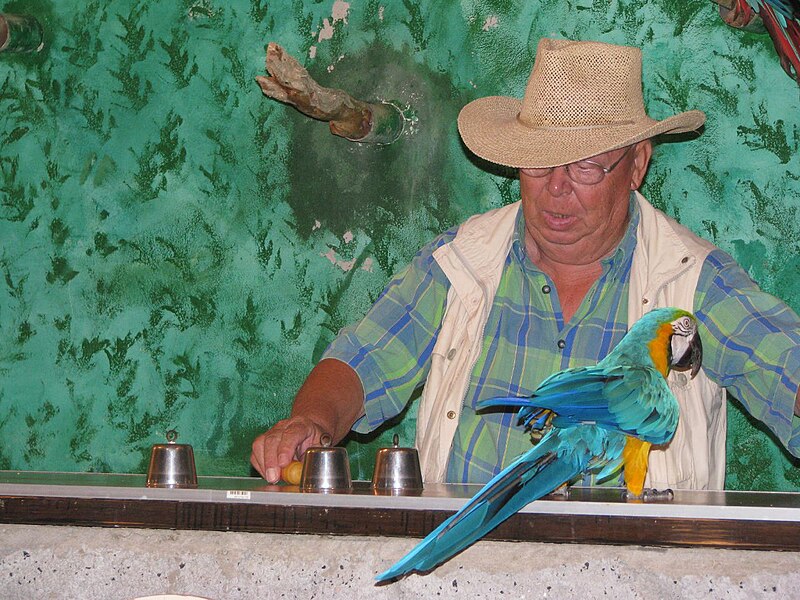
647 322 673 378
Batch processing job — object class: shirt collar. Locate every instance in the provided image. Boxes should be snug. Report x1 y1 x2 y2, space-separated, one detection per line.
511 192 640 277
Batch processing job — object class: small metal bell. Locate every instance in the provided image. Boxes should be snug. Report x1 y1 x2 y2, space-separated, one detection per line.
146 430 198 489
299 434 352 492
372 434 423 492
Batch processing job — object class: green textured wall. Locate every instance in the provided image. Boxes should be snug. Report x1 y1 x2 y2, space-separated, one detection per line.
0 0 798 489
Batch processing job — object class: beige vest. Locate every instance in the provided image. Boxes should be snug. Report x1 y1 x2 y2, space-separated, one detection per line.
416 193 727 489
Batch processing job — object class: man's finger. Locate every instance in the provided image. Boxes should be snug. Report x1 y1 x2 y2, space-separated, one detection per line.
274 420 315 466
265 467 280 483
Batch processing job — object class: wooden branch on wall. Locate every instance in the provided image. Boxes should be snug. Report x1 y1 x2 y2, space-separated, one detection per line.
256 42 404 144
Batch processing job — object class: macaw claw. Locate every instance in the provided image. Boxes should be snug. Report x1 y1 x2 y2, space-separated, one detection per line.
643 487 674 501
622 488 674 502
545 483 570 498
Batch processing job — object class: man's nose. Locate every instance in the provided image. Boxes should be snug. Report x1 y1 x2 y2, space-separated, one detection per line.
547 165 573 197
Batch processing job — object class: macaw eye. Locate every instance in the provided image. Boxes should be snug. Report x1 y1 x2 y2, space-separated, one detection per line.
673 316 693 337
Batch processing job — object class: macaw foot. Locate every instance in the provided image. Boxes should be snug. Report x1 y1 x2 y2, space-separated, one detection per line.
546 483 570 499
528 410 555 444
643 488 674 501
622 488 674 502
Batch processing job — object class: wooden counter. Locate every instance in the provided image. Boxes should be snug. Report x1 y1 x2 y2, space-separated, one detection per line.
2 470 800 550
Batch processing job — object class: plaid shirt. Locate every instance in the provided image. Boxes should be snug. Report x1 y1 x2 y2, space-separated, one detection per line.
324 200 800 484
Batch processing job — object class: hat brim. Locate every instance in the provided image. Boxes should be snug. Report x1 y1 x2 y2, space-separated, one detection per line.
457 96 706 169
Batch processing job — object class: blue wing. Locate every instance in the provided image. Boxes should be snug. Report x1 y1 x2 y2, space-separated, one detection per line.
479 365 679 445
748 0 799 21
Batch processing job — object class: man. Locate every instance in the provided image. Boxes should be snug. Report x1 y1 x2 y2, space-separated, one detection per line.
251 38 800 489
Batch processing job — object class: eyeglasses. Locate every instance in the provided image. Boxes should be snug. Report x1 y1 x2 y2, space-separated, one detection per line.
521 145 634 185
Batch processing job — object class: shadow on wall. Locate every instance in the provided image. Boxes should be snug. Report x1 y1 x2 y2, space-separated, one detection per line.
284 42 468 258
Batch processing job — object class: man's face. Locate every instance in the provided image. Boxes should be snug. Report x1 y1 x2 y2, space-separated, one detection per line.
519 141 652 264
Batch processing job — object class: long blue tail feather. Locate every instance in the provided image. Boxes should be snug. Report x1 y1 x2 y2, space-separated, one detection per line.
375 429 594 582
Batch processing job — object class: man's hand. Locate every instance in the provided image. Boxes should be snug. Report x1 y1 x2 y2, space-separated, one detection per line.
250 416 330 483
250 358 366 483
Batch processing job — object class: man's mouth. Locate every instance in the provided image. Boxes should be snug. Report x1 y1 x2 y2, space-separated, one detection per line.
543 211 575 225
539 210 580 232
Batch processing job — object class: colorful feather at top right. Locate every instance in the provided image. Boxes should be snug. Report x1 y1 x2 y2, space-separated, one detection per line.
716 0 800 83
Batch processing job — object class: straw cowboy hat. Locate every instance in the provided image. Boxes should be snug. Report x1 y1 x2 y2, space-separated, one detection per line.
457 38 705 169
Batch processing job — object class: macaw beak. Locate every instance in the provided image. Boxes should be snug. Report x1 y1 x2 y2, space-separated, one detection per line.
673 331 703 379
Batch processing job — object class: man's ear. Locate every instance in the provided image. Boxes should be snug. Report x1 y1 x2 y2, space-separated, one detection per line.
630 140 653 190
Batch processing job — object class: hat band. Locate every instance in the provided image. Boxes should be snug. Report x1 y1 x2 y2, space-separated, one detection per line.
516 114 637 131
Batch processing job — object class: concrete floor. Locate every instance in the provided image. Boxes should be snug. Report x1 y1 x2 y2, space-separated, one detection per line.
2 524 800 599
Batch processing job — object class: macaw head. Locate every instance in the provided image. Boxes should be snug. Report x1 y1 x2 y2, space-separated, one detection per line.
667 311 703 379
631 308 704 379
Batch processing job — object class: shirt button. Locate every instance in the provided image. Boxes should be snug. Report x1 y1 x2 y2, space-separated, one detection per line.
447 348 457 360
446 410 457 420
557 339 566 349
542 285 551 294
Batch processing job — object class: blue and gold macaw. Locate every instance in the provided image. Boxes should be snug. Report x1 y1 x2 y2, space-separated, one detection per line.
376 307 703 582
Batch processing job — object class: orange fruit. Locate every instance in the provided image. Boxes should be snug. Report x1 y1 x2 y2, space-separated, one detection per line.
281 460 303 485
